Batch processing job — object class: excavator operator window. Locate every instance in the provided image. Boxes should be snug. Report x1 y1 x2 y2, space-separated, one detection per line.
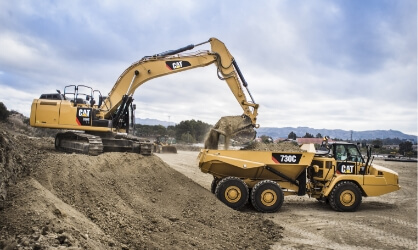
64 85 96 106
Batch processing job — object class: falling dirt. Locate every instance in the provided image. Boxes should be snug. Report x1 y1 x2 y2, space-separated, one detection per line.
204 115 255 150
0 123 282 249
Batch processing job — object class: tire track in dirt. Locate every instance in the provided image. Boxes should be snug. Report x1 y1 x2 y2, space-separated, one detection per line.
278 211 416 250
374 215 418 229
272 222 376 250
270 211 375 250
337 221 416 249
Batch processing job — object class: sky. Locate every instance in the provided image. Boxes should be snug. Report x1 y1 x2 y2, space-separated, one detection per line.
0 0 416 135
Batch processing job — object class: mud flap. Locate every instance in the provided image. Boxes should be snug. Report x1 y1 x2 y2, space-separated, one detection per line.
297 169 307 196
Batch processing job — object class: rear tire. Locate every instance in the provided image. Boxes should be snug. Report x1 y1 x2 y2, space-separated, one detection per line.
329 181 362 212
215 177 249 210
251 180 284 213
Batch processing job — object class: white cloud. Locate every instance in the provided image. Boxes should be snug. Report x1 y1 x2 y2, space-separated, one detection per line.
0 0 416 136
0 84 34 116
0 33 48 68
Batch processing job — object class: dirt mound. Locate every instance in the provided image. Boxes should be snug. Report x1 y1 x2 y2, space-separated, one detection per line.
242 141 305 152
0 124 53 203
0 126 282 249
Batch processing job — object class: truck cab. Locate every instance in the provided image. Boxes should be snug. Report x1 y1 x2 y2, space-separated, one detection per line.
309 141 400 211
331 142 365 175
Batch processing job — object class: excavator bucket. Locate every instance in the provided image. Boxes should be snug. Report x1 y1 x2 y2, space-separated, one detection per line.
153 144 177 153
204 115 256 149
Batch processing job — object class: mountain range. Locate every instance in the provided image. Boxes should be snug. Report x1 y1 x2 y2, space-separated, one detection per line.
257 126 417 141
135 118 176 127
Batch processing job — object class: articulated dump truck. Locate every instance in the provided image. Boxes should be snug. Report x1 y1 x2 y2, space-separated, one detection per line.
198 141 400 212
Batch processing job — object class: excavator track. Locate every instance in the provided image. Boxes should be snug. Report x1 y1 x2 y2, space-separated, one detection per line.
112 133 153 155
55 131 153 156
55 132 104 156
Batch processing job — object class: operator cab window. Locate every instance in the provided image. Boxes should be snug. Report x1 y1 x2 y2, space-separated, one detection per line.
346 144 364 163
335 145 347 161
334 144 364 163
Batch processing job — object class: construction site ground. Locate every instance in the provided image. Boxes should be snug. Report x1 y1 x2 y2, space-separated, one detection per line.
0 124 417 249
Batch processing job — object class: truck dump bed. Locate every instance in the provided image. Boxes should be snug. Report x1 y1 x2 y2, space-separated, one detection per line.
198 149 315 181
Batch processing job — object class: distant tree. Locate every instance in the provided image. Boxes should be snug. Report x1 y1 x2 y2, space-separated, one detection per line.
174 119 211 142
181 132 195 144
134 124 167 137
353 138 408 147
315 133 322 138
399 141 413 155
288 131 297 140
0 102 9 121
166 125 176 138
371 139 383 148
303 132 314 138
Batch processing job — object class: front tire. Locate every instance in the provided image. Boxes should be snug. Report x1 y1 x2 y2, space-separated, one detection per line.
329 181 362 212
215 177 249 210
251 180 284 213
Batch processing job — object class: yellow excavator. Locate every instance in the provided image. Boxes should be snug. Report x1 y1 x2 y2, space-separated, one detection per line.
30 38 259 155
